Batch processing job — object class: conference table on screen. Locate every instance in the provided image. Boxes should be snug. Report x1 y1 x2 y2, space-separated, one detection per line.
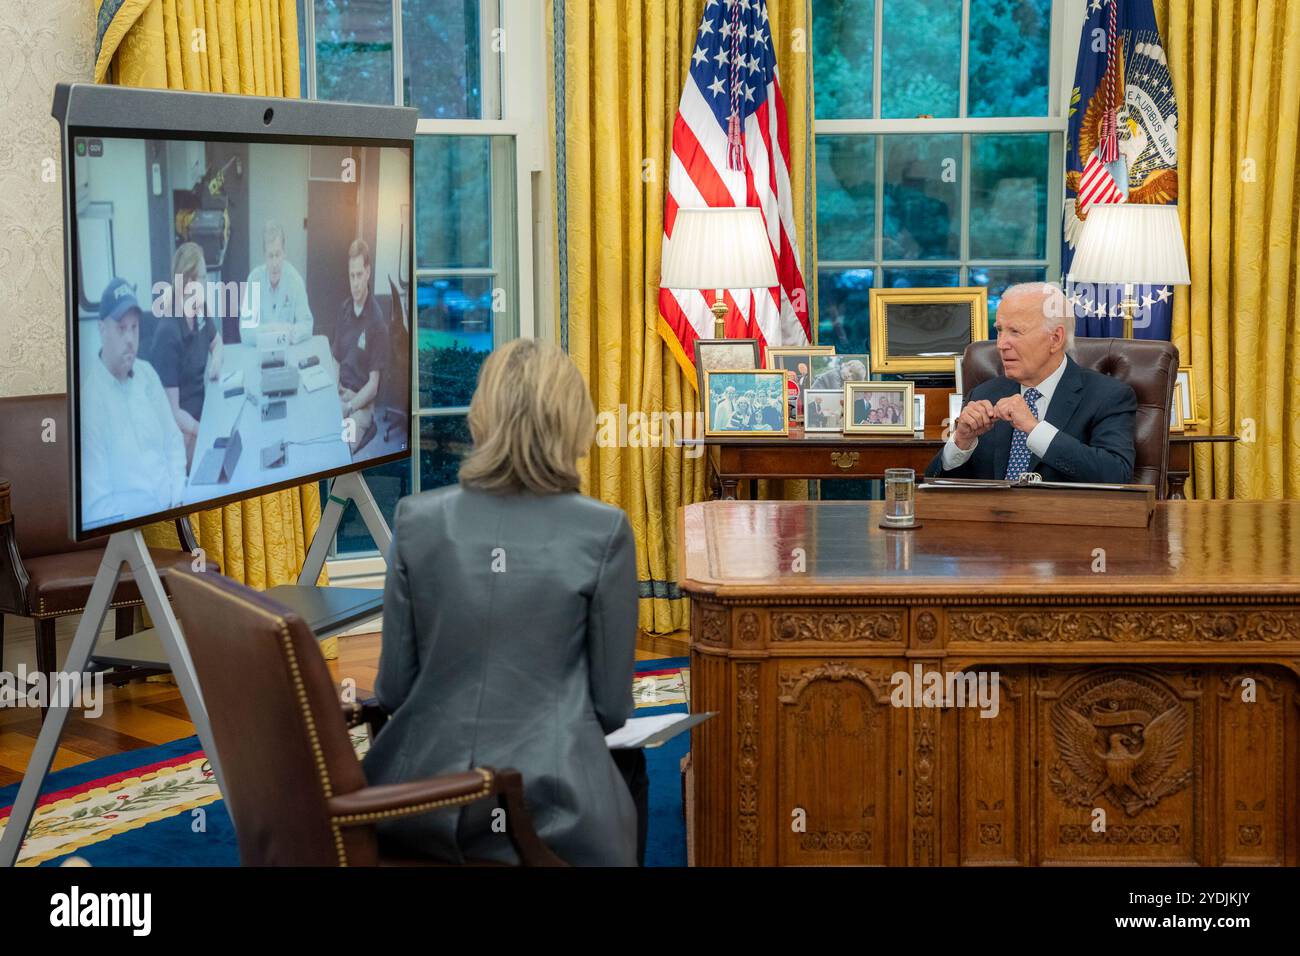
183 334 351 506
681 498 1300 867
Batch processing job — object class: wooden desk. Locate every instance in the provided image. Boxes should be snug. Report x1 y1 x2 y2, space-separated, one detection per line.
680 499 1300 866
693 395 1236 500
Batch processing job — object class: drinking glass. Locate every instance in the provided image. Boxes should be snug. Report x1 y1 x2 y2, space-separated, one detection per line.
883 468 916 526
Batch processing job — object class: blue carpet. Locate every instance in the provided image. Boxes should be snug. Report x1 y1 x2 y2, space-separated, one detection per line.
3 657 691 867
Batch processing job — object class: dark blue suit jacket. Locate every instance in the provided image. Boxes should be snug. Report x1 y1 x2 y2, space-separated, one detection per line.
925 356 1137 483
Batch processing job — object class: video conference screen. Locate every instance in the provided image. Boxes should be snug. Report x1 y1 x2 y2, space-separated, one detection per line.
68 132 412 538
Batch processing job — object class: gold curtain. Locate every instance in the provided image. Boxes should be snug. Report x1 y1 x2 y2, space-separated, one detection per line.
1155 0 1300 498
553 0 814 635
93 2 329 640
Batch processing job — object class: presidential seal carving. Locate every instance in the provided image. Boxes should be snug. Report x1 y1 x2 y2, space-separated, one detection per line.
1049 673 1192 817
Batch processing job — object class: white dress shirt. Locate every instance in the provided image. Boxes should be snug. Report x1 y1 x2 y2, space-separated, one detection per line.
80 355 188 530
240 260 313 335
941 354 1069 472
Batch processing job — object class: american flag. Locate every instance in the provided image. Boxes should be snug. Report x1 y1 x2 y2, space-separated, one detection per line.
1076 152 1125 211
657 0 811 381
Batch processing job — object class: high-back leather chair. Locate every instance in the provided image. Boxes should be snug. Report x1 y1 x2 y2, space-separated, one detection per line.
0 394 209 700
166 567 565 866
960 338 1179 496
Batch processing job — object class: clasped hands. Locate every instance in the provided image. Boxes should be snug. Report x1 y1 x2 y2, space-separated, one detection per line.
952 395 1039 450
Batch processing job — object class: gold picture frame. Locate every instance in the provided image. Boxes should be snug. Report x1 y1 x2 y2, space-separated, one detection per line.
1170 380 1186 434
1175 365 1200 428
703 369 790 437
844 381 916 435
868 287 989 375
693 338 762 398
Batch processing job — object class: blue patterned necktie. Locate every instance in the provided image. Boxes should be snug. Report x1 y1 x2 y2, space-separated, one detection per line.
1004 387 1042 480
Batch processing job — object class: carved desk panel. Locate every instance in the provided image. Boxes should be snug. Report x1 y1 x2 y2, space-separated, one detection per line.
680 500 1300 866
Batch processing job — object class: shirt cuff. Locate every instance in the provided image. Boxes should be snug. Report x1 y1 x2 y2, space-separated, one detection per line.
1025 421 1059 459
941 436 977 470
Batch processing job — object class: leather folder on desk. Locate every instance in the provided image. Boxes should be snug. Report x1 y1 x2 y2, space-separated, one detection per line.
916 476 1155 528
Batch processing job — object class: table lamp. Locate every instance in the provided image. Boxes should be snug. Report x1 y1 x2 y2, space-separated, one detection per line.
1068 203 1191 338
660 207 779 338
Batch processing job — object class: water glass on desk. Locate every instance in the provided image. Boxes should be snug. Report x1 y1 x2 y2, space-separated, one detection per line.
883 468 916 527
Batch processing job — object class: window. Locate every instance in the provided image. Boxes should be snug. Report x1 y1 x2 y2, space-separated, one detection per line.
303 0 543 561
812 0 1064 353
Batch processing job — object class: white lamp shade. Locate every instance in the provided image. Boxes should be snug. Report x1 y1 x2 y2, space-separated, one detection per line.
1069 203 1191 286
660 207 779 291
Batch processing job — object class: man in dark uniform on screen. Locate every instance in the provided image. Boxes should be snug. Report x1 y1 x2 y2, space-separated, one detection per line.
331 238 388 456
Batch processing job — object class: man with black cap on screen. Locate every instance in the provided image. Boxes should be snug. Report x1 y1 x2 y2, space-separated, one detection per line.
80 277 188 529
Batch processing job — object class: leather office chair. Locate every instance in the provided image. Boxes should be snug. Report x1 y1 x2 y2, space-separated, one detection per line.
959 338 1180 497
166 568 566 866
0 394 213 700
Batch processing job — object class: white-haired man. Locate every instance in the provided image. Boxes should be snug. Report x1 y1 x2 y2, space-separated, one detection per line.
926 282 1137 483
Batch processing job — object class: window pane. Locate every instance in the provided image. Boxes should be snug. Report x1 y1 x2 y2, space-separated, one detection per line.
882 0 961 118
881 267 960 288
882 135 960 260
331 458 412 555
817 267 875 353
298 0 309 95
969 0 1052 117
970 265 1048 335
417 276 495 408
315 0 394 105
812 0 875 119
402 0 494 118
969 133 1050 259
816 136 876 261
415 136 492 269
420 414 473 490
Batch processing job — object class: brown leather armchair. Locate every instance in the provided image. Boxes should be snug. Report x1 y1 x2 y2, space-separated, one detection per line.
166 567 566 866
960 338 1179 496
0 394 213 701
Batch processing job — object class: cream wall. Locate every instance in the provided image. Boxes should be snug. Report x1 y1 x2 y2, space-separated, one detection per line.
0 3 96 397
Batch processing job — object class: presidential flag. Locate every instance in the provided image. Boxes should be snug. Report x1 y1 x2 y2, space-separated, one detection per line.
1063 0 1179 339
658 0 811 384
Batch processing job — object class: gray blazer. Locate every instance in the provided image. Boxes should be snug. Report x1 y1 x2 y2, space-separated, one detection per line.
361 484 639 866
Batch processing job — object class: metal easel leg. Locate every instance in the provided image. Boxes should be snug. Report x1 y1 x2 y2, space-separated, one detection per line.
297 472 393 586
0 530 227 867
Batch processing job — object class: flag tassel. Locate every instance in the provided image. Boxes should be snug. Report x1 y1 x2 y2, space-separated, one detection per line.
727 112 744 171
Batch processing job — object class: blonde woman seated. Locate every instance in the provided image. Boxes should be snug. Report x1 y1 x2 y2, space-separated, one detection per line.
362 338 639 866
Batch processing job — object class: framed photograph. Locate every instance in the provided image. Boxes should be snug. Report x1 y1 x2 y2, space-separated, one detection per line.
913 394 926 433
693 338 762 397
844 381 916 435
703 369 790 436
947 392 964 431
1170 387 1190 434
1175 366 1200 427
766 346 834 421
809 353 870 390
803 388 846 433
868 287 989 375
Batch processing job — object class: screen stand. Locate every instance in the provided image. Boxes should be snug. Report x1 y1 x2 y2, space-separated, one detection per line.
0 530 226 867
298 470 393 585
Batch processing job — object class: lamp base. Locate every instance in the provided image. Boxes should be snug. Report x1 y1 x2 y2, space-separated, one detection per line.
1121 297 1137 338
711 296 729 338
